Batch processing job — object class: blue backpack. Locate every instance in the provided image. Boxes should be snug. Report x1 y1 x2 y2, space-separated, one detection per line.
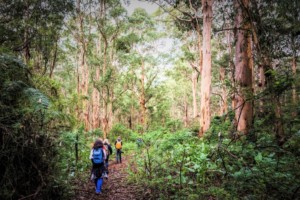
93 148 103 164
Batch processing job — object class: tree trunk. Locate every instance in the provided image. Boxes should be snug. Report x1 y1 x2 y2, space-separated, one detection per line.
102 87 109 138
24 1 30 65
101 33 108 138
76 0 90 130
108 48 115 132
81 48 90 131
292 56 297 105
140 61 147 132
91 36 102 130
192 71 198 118
102 89 109 139
49 37 58 78
225 26 235 113
275 96 284 145
128 116 132 130
102 114 108 139
233 0 253 134
199 0 213 137
196 23 203 74
258 64 265 113
291 24 298 109
75 133 79 165
220 67 228 115
184 95 189 127
92 69 100 129
108 95 114 132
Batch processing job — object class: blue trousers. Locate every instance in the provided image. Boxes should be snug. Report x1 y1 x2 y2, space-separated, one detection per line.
95 178 103 193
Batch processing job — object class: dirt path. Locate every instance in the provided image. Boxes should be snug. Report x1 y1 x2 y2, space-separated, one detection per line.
74 156 151 200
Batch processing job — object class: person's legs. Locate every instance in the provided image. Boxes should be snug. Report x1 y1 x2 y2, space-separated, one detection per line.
105 159 109 169
105 160 109 174
120 151 122 163
116 150 120 163
95 178 103 194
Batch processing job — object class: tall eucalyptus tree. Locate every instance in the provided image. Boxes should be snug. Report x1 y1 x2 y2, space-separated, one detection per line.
199 0 213 136
233 0 253 134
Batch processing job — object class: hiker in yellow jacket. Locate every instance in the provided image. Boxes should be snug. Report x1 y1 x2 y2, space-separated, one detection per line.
115 136 122 163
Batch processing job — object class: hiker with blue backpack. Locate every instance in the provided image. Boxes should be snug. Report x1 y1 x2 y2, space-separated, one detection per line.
89 139 107 195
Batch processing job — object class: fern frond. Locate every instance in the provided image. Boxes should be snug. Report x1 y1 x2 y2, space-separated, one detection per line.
23 88 50 110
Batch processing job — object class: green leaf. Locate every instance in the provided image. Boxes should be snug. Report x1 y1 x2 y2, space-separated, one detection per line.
255 153 263 162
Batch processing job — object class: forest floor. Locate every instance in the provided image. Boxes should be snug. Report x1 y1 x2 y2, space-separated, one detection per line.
74 155 152 200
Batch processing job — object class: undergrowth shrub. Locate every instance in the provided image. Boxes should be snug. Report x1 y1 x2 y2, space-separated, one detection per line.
129 120 300 199
0 55 72 199
110 123 133 142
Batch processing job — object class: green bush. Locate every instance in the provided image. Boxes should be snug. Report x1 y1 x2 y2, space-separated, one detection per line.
165 119 183 132
128 124 300 199
0 55 72 199
109 123 136 142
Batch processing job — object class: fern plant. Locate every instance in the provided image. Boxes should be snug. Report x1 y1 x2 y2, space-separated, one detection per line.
0 54 71 199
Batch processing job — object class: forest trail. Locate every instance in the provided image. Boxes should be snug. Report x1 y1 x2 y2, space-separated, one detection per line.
74 155 150 200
